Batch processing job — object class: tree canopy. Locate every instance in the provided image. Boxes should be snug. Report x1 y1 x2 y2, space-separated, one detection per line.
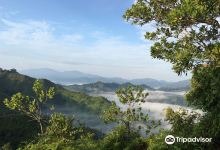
124 0 220 149
124 0 220 74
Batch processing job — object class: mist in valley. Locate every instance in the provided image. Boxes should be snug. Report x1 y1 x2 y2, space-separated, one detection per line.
53 89 199 133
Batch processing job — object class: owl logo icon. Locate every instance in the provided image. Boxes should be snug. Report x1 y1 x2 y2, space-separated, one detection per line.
165 135 175 145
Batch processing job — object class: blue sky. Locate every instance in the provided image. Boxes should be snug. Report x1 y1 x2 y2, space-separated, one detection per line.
0 0 190 81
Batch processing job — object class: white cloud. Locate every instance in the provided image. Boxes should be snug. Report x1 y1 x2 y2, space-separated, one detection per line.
133 0 138 4
0 18 190 81
61 34 83 43
0 7 20 19
0 19 53 44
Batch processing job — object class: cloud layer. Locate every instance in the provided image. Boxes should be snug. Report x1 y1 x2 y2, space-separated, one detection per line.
0 18 189 81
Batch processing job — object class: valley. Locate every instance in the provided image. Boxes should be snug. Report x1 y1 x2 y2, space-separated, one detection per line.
0 68 203 149
0 68 190 132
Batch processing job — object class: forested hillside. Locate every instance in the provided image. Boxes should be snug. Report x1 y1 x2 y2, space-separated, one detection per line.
0 68 111 148
0 68 110 114
64 81 154 93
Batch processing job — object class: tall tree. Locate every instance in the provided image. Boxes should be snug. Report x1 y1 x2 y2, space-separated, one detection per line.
4 80 55 134
124 0 219 73
102 86 160 135
124 0 220 148
101 86 157 150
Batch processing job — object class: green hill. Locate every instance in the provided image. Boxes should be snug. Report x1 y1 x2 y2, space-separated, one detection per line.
64 81 154 94
0 68 111 114
0 68 111 148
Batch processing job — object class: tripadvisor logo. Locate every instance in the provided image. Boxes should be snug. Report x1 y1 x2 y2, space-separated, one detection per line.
165 135 212 145
165 135 175 145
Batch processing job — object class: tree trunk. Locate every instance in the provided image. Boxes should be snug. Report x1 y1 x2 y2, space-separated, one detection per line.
38 120 43 134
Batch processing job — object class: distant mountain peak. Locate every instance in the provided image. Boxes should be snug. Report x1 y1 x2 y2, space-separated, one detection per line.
19 68 190 89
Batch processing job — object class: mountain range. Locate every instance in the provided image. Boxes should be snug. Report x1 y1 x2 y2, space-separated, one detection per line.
20 68 190 90
20 68 126 85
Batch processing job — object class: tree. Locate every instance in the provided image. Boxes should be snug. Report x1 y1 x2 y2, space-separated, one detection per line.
22 113 98 150
3 81 98 150
124 0 220 148
101 86 160 150
4 80 55 134
124 0 219 75
100 125 147 150
102 86 160 135
124 0 219 113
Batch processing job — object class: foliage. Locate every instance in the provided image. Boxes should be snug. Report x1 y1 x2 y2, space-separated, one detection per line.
186 66 220 112
124 0 220 75
164 108 213 149
45 113 78 141
124 0 220 149
102 86 160 135
65 81 154 94
1 143 13 150
0 114 39 149
15 86 156 150
147 130 172 150
185 66 220 148
4 80 55 134
165 107 200 136
21 113 98 150
100 86 161 150
100 125 147 150
0 69 111 149
146 108 213 150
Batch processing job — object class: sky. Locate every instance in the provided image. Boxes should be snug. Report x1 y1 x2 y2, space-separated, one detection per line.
0 0 190 81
